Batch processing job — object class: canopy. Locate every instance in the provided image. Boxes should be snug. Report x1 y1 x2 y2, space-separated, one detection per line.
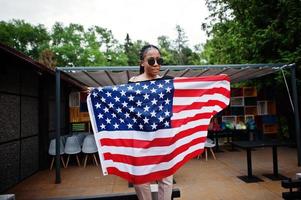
58 64 287 88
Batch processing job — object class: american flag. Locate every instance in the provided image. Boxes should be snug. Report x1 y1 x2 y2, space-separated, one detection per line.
87 75 230 184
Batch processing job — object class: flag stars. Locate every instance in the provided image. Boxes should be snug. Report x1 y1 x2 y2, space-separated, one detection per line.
129 106 135 112
101 97 106 102
151 123 158 130
98 113 103 119
106 91 112 97
165 99 170 105
139 124 143 130
164 121 169 127
97 87 103 92
127 85 133 90
111 113 117 118
165 110 170 117
135 90 141 95
158 116 164 122
158 105 164 111
103 107 109 113
128 95 134 101
92 92 97 97
143 105 150 112
113 123 119 129
114 96 120 102
127 123 133 129
108 102 114 108
136 111 142 118
106 118 111 124
159 92 164 99
100 124 106 129
150 88 157 93
95 103 101 108
119 118 125 123
151 98 158 105
116 107 122 113
125 112 130 118
158 83 163 88
112 86 118 91
120 90 126 96
143 117 149 124
142 85 148 89
136 100 142 107
166 87 172 93
143 93 150 100
150 110 156 117
122 101 128 107
150 81 156 84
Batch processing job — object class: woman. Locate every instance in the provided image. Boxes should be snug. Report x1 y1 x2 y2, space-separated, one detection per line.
129 44 173 200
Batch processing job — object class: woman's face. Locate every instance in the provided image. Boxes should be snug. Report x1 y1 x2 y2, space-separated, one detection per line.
141 48 161 78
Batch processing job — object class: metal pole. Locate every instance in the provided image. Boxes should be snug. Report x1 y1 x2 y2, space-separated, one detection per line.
290 63 301 166
55 68 61 183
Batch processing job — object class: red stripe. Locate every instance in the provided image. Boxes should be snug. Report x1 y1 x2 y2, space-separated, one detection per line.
174 75 230 82
171 112 215 128
106 148 202 184
174 87 230 98
173 100 228 113
103 136 206 165
100 124 208 148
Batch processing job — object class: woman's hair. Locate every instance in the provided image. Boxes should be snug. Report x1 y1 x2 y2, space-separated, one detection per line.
139 44 161 74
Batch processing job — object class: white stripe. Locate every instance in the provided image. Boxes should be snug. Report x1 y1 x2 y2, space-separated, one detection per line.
173 93 230 105
87 95 108 175
102 142 204 176
172 105 223 120
174 80 230 90
95 118 211 140
97 130 207 157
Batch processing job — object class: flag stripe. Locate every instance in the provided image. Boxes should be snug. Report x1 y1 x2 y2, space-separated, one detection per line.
174 87 230 98
171 112 215 128
99 130 207 157
172 106 222 120
173 94 229 105
174 75 230 82
103 136 206 166
173 100 228 113
100 124 208 148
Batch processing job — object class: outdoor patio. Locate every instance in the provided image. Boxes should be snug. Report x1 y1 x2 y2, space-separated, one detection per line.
6 144 301 200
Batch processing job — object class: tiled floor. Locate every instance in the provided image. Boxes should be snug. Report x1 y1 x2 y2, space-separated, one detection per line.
7 145 301 200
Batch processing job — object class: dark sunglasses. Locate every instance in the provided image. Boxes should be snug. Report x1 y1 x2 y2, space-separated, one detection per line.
147 57 164 66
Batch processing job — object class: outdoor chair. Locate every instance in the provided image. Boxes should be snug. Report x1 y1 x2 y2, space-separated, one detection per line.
198 138 216 160
48 138 66 170
64 135 82 167
81 135 99 168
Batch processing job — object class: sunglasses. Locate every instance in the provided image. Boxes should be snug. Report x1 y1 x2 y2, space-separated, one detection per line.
147 57 164 66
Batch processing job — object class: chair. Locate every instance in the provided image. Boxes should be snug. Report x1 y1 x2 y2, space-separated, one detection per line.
204 138 216 161
64 135 82 167
48 138 66 170
82 135 99 168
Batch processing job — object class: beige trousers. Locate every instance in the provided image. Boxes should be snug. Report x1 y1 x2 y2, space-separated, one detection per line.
134 175 173 200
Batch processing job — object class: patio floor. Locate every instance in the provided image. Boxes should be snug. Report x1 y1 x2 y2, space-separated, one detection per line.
6 145 301 200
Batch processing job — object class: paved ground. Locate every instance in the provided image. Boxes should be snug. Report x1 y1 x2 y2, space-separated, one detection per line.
7 145 301 200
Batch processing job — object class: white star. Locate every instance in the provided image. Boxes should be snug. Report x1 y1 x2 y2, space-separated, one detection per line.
158 116 164 122
106 91 112 97
120 90 126 96
127 85 133 90
150 110 156 117
127 123 133 129
98 113 103 119
106 118 111 124
119 118 125 123
139 124 143 129
165 79 170 83
100 124 106 129
125 112 130 118
166 87 172 93
136 111 142 118
128 95 134 101
158 105 164 111
116 107 122 113
159 92 164 99
92 92 97 97
101 97 106 102
133 117 137 123
164 110 170 117
135 82 140 85
143 105 150 112
143 117 149 124
151 98 158 105
135 90 141 95
122 101 128 107
150 88 157 93
111 113 116 118
97 87 103 92
165 99 170 105
103 107 109 113
164 121 169 127
151 123 157 130
143 93 150 100
142 85 148 89
113 123 119 129
108 102 114 108
129 106 135 112
95 103 101 108
158 83 163 88
136 100 142 107
150 81 156 84
112 86 118 91
114 96 120 102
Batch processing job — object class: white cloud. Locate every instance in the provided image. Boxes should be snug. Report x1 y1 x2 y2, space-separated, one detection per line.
0 0 209 47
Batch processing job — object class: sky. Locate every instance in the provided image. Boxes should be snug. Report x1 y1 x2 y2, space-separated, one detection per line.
0 0 209 48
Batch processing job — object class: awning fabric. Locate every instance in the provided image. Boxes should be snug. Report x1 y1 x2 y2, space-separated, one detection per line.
58 64 287 88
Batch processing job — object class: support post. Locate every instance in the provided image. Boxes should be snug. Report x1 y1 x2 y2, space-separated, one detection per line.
290 63 301 166
55 68 61 183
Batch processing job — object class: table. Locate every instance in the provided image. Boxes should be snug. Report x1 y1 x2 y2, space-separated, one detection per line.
232 140 292 183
